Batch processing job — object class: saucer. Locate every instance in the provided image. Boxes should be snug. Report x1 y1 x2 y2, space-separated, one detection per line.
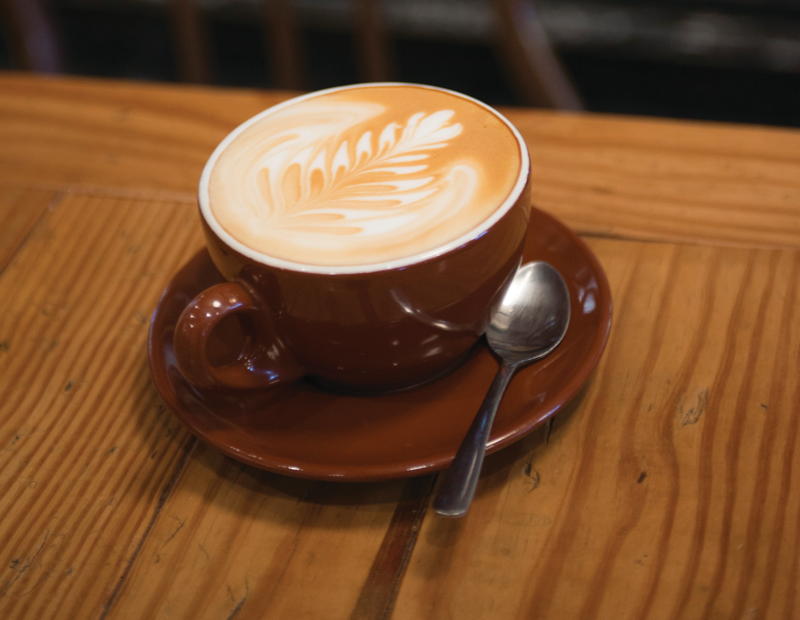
148 208 612 481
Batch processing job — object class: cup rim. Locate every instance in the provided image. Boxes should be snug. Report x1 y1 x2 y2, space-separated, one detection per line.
198 82 531 275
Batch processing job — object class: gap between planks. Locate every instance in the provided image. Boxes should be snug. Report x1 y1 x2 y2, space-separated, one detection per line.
5 179 794 616
99 436 198 619
0 190 66 274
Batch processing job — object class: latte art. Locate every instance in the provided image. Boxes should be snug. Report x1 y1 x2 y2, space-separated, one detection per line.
205 85 523 267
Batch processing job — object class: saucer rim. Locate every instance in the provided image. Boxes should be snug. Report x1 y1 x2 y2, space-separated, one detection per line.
148 207 612 481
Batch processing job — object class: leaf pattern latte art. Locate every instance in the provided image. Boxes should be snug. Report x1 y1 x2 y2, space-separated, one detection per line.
255 109 477 236
208 86 522 266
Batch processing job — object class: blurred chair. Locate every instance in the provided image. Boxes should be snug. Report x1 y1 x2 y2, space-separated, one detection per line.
493 0 581 109
0 0 582 109
0 0 62 73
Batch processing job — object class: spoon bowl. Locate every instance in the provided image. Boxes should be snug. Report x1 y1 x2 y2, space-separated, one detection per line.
488 261 571 362
433 261 571 517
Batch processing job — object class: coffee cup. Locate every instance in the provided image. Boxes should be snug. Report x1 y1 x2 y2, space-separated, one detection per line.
174 83 531 393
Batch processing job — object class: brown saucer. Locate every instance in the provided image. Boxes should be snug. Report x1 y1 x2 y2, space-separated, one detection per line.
148 208 612 481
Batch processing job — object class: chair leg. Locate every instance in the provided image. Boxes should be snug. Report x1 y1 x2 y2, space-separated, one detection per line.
353 0 392 82
167 0 212 83
492 0 582 110
0 0 63 73
263 0 305 89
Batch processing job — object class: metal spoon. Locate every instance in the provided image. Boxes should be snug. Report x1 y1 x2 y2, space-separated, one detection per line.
434 261 571 517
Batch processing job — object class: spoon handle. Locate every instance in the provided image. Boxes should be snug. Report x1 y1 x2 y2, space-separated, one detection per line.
434 361 517 517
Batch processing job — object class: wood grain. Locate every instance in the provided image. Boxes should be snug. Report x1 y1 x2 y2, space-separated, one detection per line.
395 239 800 619
1 73 798 248
0 190 424 620
0 74 799 619
106 449 431 620
515 113 800 249
0 73 291 197
0 187 58 272
0 194 201 618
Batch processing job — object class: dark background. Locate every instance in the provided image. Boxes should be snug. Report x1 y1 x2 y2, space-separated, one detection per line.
2 0 799 127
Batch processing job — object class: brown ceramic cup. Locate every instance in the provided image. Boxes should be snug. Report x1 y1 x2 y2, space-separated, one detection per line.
174 84 531 393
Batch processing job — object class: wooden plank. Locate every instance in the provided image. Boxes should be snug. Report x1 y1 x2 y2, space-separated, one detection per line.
0 192 428 619
512 112 800 249
0 194 203 618
0 73 294 196
0 186 58 272
104 449 432 619
1 74 799 617
0 74 798 248
395 238 800 619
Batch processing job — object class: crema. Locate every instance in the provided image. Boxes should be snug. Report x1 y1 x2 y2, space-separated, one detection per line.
205 84 522 267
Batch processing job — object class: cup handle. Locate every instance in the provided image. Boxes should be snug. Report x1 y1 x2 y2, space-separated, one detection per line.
173 281 303 390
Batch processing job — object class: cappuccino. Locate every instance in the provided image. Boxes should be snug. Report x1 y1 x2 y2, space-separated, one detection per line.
203 84 524 268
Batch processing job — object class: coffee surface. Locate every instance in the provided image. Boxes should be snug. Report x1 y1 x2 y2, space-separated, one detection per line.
207 85 522 266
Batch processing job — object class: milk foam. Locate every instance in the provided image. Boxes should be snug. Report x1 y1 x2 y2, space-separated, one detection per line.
205 84 523 268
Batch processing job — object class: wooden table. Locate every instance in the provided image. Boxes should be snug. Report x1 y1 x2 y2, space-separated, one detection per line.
1 73 799 619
